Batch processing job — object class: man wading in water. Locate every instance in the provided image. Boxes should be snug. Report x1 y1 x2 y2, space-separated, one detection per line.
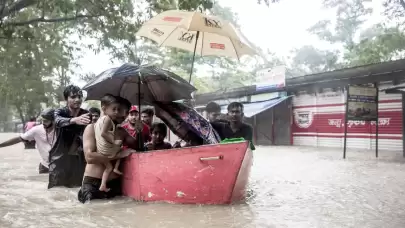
227 102 255 150
0 108 56 174
48 85 90 188
78 96 144 203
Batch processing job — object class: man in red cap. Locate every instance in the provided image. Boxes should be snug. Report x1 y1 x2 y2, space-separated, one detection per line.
122 106 151 147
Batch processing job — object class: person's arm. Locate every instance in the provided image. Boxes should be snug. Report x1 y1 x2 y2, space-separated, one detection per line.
0 137 23 148
100 116 115 144
55 108 90 128
246 125 256 150
0 126 38 148
54 108 73 128
244 125 253 142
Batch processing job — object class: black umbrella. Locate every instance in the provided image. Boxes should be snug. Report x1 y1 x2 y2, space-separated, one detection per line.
83 63 197 104
83 63 197 151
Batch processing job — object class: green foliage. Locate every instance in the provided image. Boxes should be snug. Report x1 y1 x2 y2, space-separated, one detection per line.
290 0 405 76
288 45 340 77
0 0 215 123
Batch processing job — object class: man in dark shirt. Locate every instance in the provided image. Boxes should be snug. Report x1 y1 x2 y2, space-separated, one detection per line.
48 85 91 189
227 102 255 149
205 102 233 140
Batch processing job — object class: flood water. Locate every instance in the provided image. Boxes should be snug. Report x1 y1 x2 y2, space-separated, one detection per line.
0 133 404 228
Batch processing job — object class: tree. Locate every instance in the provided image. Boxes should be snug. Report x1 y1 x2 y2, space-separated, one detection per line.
0 0 217 123
288 45 340 77
295 0 405 74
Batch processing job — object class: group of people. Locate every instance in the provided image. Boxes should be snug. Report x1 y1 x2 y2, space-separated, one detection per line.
0 84 254 203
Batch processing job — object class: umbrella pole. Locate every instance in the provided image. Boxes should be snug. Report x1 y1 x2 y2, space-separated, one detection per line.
138 73 143 151
188 31 200 83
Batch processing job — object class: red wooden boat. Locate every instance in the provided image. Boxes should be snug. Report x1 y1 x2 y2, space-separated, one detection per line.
121 141 253 204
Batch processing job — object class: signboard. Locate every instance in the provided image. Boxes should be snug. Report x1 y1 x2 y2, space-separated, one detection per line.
346 85 378 121
255 66 286 91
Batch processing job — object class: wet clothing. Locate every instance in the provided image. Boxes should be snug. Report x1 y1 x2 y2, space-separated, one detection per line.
229 123 255 150
94 116 121 157
48 107 88 189
122 122 151 143
230 123 253 142
210 120 233 140
77 176 122 203
38 163 49 174
122 122 150 151
20 125 55 168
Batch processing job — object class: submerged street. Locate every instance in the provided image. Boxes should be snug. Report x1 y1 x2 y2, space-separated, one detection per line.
0 133 404 228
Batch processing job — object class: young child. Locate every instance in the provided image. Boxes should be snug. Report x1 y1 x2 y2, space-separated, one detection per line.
94 95 125 192
145 123 172 151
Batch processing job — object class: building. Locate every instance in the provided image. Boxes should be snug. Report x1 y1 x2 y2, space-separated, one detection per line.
194 59 405 154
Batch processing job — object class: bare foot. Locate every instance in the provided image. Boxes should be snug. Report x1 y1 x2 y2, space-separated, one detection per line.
99 185 110 192
113 169 123 175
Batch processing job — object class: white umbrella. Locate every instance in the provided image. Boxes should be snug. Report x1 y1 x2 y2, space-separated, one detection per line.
136 10 257 82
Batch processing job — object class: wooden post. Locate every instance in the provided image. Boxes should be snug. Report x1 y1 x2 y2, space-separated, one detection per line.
402 94 405 157
375 83 379 158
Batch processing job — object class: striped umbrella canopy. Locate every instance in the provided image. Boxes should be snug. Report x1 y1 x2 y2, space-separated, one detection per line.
83 63 197 105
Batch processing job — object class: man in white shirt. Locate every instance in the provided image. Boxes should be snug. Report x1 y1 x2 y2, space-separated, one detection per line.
0 108 56 174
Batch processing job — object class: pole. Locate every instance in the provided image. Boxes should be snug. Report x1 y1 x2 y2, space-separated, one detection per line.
375 83 379 158
343 86 349 159
138 72 143 151
188 31 200 83
402 94 405 157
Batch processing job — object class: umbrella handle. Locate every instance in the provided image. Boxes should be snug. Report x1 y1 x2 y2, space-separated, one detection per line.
188 31 200 83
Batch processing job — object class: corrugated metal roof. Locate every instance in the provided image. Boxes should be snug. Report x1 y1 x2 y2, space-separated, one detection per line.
195 59 405 104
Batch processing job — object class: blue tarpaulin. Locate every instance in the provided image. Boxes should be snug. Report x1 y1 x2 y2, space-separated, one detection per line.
221 96 292 118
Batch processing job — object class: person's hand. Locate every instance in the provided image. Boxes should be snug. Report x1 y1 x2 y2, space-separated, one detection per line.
114 140 123 146
71 113 91 125
173 141 182 148
134 120 143 132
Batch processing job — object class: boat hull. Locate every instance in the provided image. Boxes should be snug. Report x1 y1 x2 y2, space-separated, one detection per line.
122 141 252 204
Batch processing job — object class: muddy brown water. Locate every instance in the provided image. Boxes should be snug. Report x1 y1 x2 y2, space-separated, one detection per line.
0 133 404 228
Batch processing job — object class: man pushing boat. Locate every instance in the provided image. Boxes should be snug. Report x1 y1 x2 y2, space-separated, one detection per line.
0 108 56 174
48 85 90 188
78 96 144 203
